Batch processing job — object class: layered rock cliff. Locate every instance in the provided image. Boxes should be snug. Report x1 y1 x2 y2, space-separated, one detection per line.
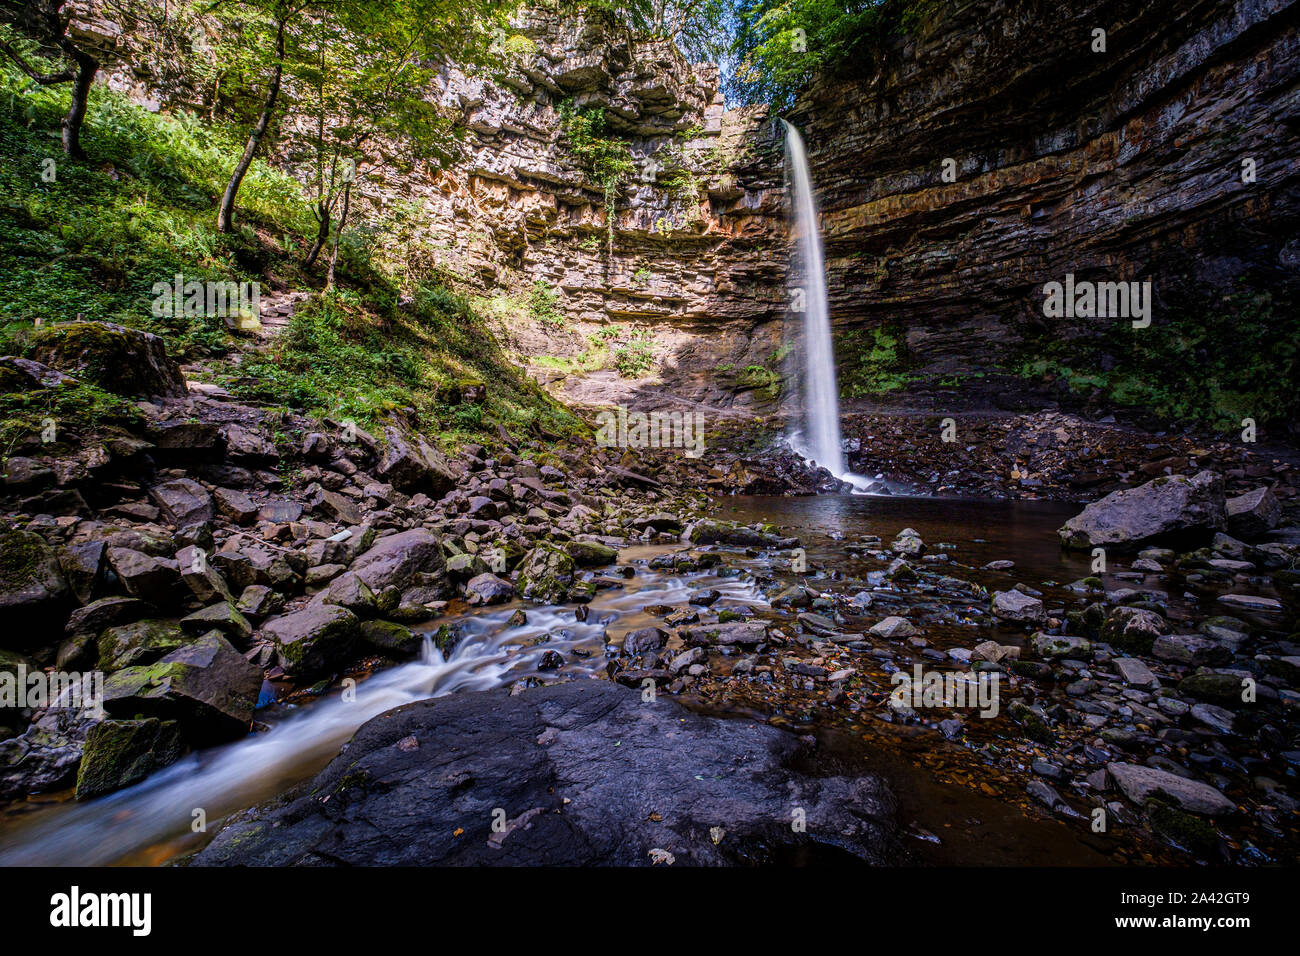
94 0 1300 426
379 9 790 412
790 0 1300 424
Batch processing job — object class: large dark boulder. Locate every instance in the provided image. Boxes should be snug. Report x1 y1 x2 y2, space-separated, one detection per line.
193 681 898 866
515 544 574 604
1059 471 1226 551
102 631 262 743
27 321 186 398
349 529 444 593
376 428 457 496
0 529 70 644
75 718 185 799
262 604 359 676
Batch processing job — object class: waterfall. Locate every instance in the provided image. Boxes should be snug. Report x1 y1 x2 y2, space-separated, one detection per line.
782 121 871 491
782 120 844 475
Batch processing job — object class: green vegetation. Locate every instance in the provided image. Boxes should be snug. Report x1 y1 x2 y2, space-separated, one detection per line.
557 102 635 252
1011 284 1298 430
728 0 942 109
0 64 308 359
528 280 565 326
0 60 580 446
837 325 912 396
612 340 655 377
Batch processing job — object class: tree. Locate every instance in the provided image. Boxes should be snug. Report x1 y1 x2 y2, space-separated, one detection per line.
0 0 109 158
214 0 299 233
571 0 728 62
282 0 510 281
212 0 511 237
726 0 937 109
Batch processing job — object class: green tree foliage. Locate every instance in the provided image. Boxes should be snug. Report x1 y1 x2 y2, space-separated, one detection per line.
206 0 513 234
726 0 938 109
0 0 120 157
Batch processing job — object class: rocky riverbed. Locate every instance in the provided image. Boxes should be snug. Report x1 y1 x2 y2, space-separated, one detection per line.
2 321 1297 866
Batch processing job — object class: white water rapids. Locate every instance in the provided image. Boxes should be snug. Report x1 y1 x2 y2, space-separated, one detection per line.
0 570 765 866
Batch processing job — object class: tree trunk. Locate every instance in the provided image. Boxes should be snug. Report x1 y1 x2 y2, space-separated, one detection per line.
217 17 286 233
304 201 331 269
326 181 351 291
59 47 97 160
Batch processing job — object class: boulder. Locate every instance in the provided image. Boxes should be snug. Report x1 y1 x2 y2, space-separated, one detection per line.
63 596 152 642
193 682 898 866
564 540 618 567
991 589 1045 625
1224 487 1281 538
465 572 514 606
623 626 668 655
1032 633 1093 659
102 631 262 742
75 718 185 799
56 540 106 605
149 479 214 527
106 547 181 604
176 545 233 603
0 709 97 799
319 571 377 617
1100 606 1169 654
1107 762 1235 816
870 616 916 639
213 487 258 524
358 620 422 657
27 321 186 398
0 529 70 640
445 553 489 579
685 519 796 548
262 604 359 676
515 545 575 604
180 602 253 645
1150 634 1232 667
376 427 457 496
97 620 188 672
1058 471 1225 550
682 621 769 646
350 529 444 592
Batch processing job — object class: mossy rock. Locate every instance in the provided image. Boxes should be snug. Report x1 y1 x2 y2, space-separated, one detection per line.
0 528 70 639
564 540 618 567
27 321 186 399
1066 602 1107 639
1007 700 1056 744
97 620 188 672
1177 671 1246 706
359 620 422 657
75 718 185 800
516 544 575 604
1145 798 1224 860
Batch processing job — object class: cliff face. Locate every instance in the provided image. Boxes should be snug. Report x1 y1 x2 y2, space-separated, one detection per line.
790 0 1300 414
95 1 1300 422
429 0 1300 421
389 10 789 411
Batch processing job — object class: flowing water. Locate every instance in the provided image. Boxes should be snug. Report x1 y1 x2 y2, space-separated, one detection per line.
0 496 1124 867
782 121 871 491
0 561 765 866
